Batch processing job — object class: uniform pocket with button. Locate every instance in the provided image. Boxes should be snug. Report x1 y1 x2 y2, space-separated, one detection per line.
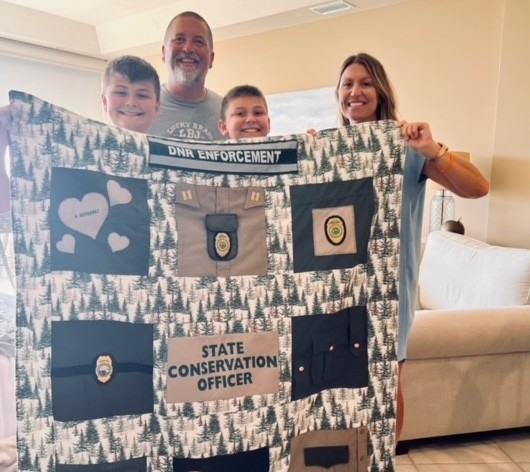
311 324 349 385
175 185 267 277
291 306 368 401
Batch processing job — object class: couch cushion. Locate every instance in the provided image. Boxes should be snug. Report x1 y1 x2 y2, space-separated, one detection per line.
418 231 530 310
407 306 530 359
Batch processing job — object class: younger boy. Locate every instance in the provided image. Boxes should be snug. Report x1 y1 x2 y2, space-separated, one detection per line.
101 55 160 133
218 85 270 140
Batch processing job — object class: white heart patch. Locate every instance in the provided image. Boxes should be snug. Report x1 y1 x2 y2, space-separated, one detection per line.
107 180 132 207
108 232 130 253
58 192 108 239
56 234 76 254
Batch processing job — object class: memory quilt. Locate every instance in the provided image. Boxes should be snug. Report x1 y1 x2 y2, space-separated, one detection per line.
8 90 405 472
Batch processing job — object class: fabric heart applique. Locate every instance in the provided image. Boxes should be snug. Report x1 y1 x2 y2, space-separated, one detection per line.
56 234 76 254
107 180 132 207
58 193 109 239
108 232 130 253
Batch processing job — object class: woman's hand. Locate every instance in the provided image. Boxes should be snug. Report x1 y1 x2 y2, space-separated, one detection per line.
398 120 489 198
398 120 440 160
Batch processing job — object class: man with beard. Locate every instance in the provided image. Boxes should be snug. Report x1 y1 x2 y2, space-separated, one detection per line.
147 11 224 140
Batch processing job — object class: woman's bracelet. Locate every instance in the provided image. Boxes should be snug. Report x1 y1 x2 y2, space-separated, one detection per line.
430 142 456 173
434 142 449 160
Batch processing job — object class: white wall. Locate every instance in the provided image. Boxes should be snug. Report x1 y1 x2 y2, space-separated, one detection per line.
1 54 104 180
1 54 103 121
487 0 530 248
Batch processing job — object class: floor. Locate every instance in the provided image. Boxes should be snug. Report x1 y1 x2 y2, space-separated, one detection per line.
397 429 530 472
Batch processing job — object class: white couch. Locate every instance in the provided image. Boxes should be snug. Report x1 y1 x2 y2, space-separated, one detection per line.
400 231 530 441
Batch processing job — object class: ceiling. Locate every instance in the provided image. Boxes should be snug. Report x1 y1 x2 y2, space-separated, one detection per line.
0 0 410 60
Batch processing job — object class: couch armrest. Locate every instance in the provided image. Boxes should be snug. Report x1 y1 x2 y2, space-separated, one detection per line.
407 305 530 360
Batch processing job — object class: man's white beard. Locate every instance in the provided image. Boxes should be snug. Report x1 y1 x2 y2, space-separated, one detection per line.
173 66 201 85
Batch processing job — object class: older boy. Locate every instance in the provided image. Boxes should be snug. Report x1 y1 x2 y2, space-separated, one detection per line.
1 56 160 214
101 55 160 133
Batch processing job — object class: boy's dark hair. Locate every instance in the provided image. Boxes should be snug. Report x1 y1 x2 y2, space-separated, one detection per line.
103 55 161 101
220 85 267 120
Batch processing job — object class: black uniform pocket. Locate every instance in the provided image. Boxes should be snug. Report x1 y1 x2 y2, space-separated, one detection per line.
205 213 238 261
51 320 153 421
292 306 368 401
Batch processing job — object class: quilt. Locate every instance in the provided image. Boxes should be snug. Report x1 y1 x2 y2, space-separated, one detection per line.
8 90 405 472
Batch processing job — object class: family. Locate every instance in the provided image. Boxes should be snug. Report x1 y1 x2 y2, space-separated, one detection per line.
0 9 489 444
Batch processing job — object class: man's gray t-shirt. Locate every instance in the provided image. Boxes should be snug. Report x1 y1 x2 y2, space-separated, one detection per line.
148 85 224 140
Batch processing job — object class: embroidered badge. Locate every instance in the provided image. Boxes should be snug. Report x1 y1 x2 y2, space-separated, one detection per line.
95 354 114 384
214 232 231 259
325 215 346 246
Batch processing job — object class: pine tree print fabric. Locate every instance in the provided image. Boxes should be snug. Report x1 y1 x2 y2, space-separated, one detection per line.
8 90 405 472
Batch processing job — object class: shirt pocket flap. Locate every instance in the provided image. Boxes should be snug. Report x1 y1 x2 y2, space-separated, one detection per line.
205 213 238 232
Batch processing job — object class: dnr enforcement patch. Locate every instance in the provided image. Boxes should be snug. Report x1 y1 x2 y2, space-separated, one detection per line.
148 136 299 174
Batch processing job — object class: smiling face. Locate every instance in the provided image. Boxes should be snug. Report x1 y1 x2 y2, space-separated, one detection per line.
102 73 160 132
337 63 379 124
218 96 270 140
163 15 214 88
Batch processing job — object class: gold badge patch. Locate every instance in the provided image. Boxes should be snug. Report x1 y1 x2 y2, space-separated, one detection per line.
95 354 113 384
214 232 231 259
325 216 346 246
